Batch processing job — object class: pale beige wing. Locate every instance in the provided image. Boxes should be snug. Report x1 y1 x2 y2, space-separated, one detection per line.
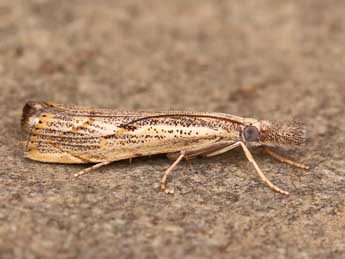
21 101 243 163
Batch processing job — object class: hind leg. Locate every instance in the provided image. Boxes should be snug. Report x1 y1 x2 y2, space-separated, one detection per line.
162 141 236 193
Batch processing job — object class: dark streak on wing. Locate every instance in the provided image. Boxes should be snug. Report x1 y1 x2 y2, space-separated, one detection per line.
120 113 245 128
33 102 246 127
71 118 96 132
47 141 92 162
21 101 246 142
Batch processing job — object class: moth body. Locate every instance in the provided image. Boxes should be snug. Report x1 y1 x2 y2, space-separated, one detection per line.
21 101 308 195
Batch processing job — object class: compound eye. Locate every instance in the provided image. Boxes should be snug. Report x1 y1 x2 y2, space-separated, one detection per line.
243 125 259 142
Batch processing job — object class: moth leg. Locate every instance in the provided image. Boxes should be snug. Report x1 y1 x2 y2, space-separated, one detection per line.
263 147 309 170
166 141 235 161
166 141 228 161
185 141 236 159
196 141 289 194
162 141 235 193
238 142 289 195
74 161 113 177
205 142 241 157
161 151 186 194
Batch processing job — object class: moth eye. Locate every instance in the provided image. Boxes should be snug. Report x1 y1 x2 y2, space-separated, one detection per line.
243 125 259 142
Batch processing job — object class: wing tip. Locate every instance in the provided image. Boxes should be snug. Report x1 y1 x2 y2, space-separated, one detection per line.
21 101 48 133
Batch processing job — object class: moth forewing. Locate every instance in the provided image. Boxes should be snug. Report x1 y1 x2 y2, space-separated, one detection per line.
21 101 242 164
21 101 308 195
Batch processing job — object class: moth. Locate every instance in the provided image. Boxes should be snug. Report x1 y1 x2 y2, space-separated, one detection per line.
21 101 309 195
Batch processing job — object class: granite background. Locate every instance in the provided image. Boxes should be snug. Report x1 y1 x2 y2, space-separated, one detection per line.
1 1 345 258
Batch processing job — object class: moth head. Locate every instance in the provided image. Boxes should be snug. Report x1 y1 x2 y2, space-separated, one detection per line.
241 120 306 147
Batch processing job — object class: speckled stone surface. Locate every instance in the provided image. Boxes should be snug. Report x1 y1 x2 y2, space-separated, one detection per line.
1 1 345 258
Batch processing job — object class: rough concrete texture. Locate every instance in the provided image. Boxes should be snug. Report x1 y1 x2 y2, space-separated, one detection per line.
1 0 345 258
